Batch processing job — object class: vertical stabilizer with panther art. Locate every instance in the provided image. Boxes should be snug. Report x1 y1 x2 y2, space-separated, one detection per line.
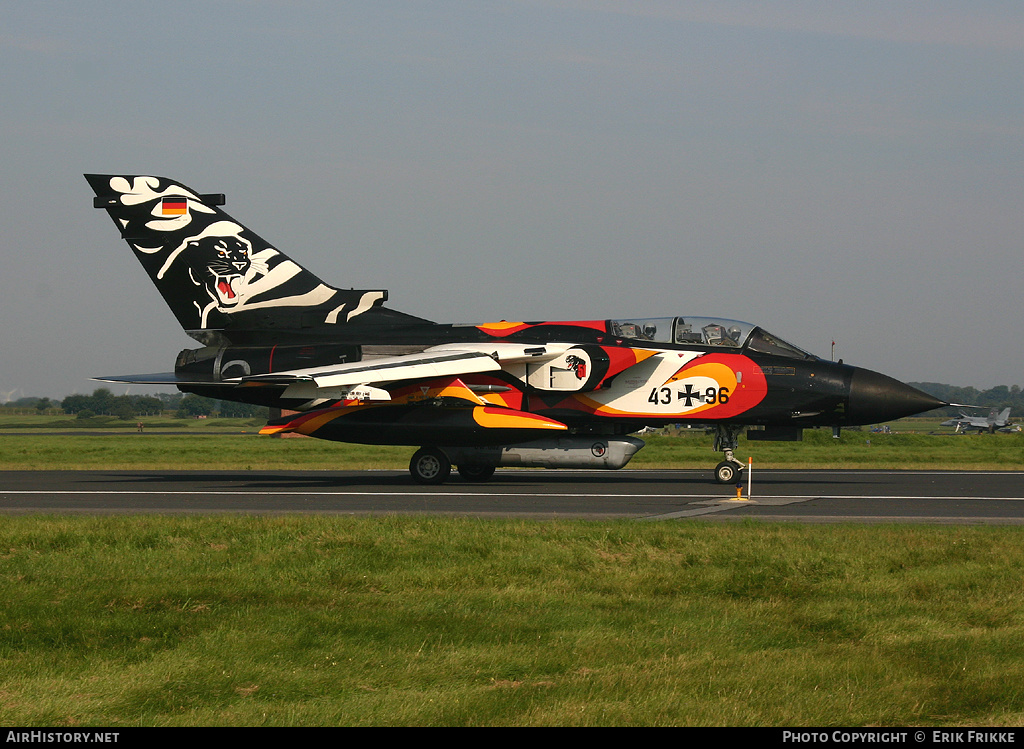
85 174 388 338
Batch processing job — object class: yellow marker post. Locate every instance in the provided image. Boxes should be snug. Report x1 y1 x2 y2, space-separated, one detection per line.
731 459 753 502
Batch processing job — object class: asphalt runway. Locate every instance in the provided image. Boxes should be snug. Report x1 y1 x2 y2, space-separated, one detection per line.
1 469 1023 523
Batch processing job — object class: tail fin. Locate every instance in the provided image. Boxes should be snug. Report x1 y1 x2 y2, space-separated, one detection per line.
86 174 389 340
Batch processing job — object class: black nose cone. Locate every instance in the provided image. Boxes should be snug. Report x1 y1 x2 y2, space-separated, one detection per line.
848 368 945 424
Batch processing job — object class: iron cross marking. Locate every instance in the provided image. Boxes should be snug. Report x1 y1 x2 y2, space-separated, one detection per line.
678 383 700 407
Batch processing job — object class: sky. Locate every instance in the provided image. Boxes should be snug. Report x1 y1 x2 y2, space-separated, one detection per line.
1 1 1022 401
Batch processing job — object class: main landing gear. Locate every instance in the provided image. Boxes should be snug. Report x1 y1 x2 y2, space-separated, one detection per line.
713 425 746 484
408 428 749 485
408 447 496 485
409 447 450 485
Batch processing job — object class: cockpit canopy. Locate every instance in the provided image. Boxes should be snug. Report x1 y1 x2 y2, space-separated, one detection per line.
607 317 816 360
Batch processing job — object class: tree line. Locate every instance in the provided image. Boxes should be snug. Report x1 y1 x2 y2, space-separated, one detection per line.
910 383 1024 418
4 389 267 420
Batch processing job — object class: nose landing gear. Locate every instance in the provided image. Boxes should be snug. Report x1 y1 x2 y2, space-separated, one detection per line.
713 425 746 484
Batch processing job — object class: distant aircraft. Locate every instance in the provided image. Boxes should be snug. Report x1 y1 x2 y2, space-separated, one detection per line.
86 174 947 484
941 408 1017 434
0 388 21 405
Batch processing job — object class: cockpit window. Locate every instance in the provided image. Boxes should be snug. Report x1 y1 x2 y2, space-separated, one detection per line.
606 316 815 358
746 328 815 359
608 317 757 347
608 318 673 342
674 318 753 347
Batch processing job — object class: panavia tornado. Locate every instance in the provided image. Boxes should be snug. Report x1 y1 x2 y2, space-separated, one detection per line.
86 174 946 484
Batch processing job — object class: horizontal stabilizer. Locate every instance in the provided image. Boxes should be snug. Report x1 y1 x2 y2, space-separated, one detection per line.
94 372 219 386
96 345 517 393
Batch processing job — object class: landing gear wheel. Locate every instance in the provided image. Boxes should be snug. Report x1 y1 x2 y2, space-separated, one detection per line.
714 461 741 484
458 465 496 482
713 425 746 485
409 447 451 485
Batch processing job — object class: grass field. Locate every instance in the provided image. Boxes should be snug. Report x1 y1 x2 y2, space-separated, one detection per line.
1 417 1021 471
1 415 1022 726
2 516 1023 726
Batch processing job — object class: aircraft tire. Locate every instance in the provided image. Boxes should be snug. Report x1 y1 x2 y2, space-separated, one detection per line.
458 465 496 482
410 447 451 485
714 461 740 484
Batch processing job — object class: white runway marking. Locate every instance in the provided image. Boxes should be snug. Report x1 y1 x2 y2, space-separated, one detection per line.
3 490 1023 500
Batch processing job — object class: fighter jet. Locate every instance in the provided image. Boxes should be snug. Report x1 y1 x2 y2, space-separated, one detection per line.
86 174 946 484
941 408 1017 434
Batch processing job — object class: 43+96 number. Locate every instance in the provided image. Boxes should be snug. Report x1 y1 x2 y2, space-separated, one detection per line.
648 386 730 406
